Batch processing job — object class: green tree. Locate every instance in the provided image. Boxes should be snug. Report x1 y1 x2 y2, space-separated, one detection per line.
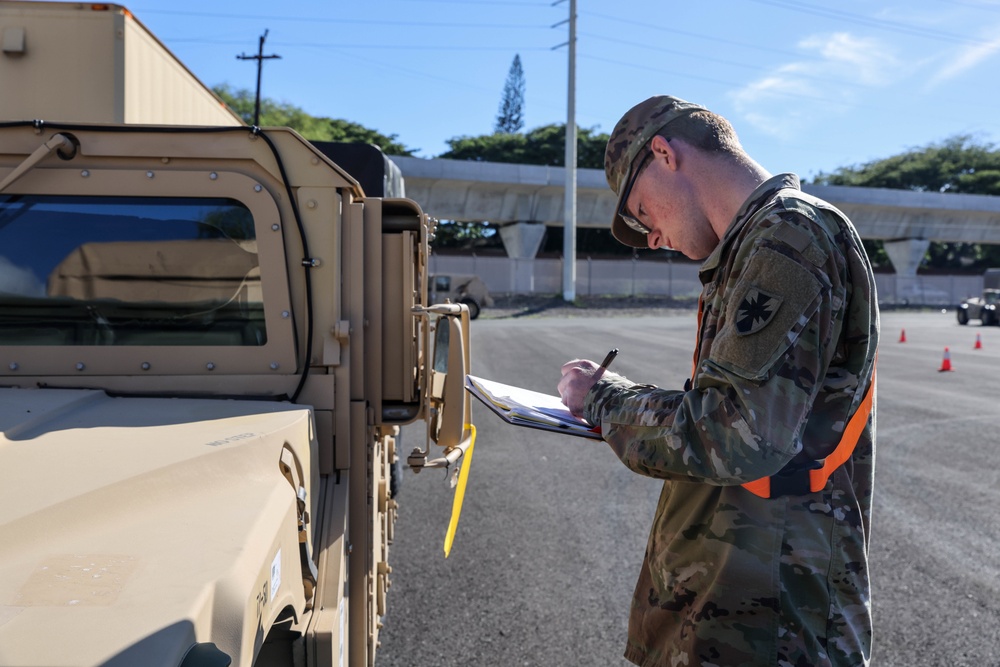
212 84 415 155
812 135 1000 271
813 135 1000 194
440 123 609 168
495 54 526 134
431 221 503 251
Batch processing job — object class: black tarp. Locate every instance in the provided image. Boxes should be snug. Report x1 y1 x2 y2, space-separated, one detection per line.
310 142 404 198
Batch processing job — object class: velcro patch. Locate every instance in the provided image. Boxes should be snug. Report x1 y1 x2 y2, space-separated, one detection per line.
711 246 822 381
771 220 829 266
770 221 812 253
735 288 783 335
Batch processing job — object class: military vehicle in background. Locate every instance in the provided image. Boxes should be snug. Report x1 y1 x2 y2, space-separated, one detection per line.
957 269 1000 325
430 273 494 319
0 3 476 666
957 289 1000 325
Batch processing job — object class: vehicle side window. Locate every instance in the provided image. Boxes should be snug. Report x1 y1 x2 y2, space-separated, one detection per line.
0 194 265 346
434 276 451 292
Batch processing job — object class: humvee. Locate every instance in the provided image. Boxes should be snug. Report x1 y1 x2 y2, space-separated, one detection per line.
0 123 474 667
958 288 1000 325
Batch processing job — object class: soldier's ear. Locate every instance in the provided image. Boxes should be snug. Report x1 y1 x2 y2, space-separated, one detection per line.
650 135 678 171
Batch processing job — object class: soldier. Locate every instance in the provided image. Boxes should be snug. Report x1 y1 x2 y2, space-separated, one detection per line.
558 95 879 666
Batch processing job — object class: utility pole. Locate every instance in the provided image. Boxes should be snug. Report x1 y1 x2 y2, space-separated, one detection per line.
552 0 577 302
237 30 281 127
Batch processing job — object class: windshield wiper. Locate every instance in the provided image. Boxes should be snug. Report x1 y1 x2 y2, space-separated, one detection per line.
0 133 78 195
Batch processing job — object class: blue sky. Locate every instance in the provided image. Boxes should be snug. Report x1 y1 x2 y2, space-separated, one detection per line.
127 0 1000 181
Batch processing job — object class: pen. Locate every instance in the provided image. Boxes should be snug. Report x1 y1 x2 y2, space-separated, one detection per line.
598 348 619 372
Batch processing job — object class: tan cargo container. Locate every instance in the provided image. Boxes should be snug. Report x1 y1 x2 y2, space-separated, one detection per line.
0 1 242 125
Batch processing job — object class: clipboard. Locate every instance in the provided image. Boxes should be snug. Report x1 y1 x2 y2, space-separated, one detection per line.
464 374 603 440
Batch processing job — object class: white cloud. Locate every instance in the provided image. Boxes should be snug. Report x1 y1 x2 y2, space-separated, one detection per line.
730 74 818 138
729 32 900 137
926 30 1000 88
797 32 898 85
0 257 44 297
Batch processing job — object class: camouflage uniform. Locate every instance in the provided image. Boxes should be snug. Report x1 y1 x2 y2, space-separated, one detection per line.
585 173 879 666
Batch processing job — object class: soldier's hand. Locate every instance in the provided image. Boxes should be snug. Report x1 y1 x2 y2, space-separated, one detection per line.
558 359 611 417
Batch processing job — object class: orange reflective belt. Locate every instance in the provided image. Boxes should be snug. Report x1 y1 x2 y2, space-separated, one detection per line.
690 296 875 499
740 367 875 498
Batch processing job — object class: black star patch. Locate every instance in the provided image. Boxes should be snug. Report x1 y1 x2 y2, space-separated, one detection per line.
735 288 782 335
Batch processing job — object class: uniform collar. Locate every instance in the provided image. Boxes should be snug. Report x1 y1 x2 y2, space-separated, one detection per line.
699 173 800 277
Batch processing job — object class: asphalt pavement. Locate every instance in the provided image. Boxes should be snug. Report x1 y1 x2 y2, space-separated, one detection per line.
377 310 1000 667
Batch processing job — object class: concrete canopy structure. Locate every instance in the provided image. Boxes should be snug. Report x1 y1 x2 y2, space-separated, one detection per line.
393 155 1000 277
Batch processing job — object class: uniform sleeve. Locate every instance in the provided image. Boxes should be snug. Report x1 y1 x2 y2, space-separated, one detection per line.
583 213 845 485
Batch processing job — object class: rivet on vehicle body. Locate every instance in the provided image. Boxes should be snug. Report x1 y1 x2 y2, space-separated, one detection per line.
161 157 170 164
141 362 151 371
146 171 155 179
75 362 85 371
281 311 290 318
206 362 216 371
80 170 90 178
306 199 317 209
254 184 263 192
8 362 18 371
272 224 280 232
209 172 218 180
270 362 279 370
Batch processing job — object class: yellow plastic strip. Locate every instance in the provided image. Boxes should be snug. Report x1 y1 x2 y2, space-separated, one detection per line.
443 424 477 558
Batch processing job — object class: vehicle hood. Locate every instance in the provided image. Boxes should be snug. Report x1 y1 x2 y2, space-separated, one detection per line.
0 387 316 667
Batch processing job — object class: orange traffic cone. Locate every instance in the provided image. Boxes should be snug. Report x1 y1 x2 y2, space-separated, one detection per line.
975 333 983 350
938 347 953 372
899 329 907 343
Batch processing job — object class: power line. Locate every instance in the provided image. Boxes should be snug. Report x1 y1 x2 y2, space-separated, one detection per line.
172 38 551 52
745 0 998 47
579 52 851 108
136 0 999 165
578 31 872 92
930 0 1000 12
136 8 548 30
576 50 998 133
582 10 821 62
293 43 507 95
393 0 546 5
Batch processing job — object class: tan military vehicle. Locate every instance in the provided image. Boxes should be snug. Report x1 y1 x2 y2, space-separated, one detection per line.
0 122 475 667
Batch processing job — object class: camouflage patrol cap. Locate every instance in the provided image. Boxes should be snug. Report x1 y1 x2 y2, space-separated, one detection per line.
605 95 708 247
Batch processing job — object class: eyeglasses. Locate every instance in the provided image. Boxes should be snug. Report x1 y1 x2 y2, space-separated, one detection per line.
617 148 654 236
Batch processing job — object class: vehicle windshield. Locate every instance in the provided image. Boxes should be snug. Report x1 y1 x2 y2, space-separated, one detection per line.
0 194 265 346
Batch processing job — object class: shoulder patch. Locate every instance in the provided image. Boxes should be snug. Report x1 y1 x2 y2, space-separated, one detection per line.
735 288 783 335
710 246 822 381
